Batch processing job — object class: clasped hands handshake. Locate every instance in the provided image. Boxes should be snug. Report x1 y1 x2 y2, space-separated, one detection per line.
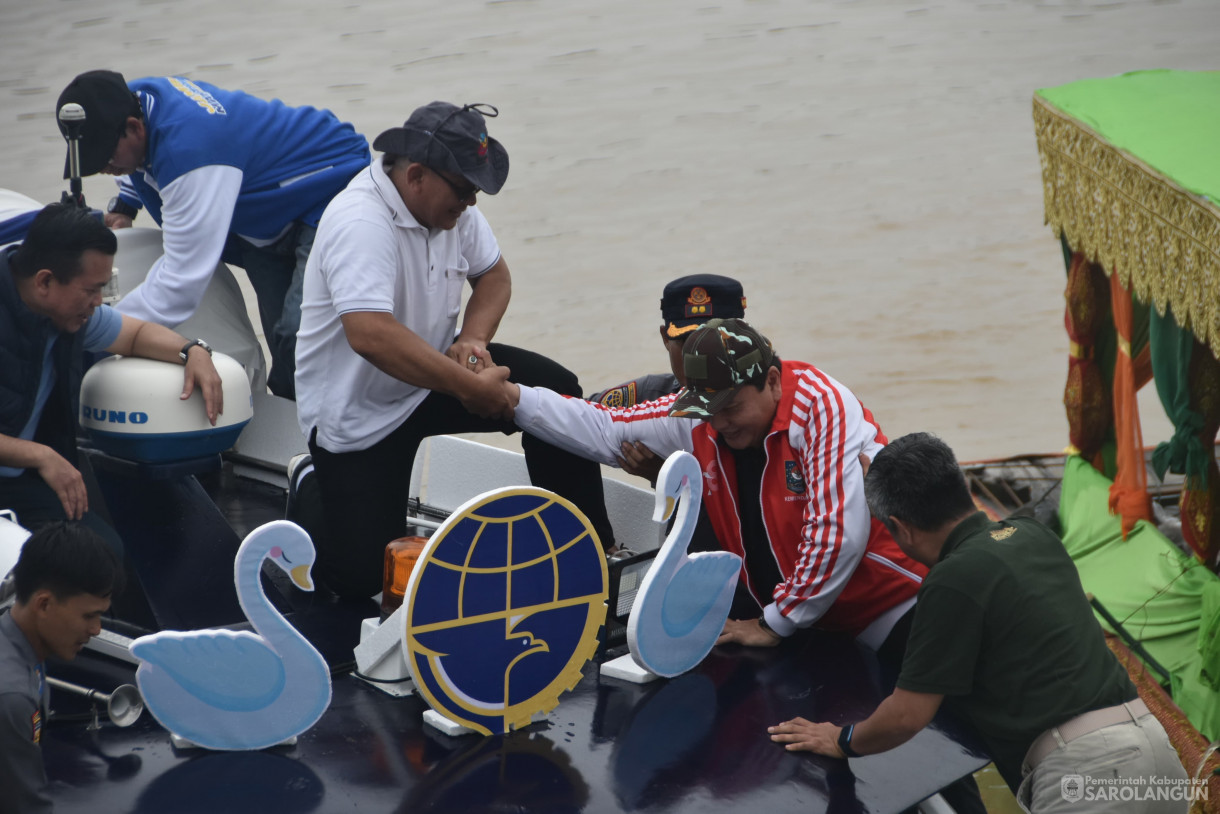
445 342 520 420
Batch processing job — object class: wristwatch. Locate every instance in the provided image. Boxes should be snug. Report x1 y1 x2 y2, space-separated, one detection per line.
757 614 781 639
106 196 139 219
179 338 213 363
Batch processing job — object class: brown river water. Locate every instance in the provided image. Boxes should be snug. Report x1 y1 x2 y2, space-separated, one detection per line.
2 0 1217 460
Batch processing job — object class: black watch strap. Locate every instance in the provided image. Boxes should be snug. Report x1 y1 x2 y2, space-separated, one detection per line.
837 723 861 758
107 197 139 219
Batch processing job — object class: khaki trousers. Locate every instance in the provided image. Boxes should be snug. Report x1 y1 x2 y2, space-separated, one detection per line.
1017 713 1190 814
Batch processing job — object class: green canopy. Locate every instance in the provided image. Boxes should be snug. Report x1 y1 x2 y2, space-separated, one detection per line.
1034 69 1220 362
1037 70 1220 202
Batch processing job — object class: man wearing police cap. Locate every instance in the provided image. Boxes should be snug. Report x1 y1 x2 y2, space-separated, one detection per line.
294 101 617 599
590 274 747 411
588 274 746 483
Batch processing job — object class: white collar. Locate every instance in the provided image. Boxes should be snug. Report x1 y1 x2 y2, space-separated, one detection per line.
369 159 426 231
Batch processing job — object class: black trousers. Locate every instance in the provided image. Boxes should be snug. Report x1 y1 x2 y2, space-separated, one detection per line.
0 467 162 624
0 469 123 557
307 342 616 599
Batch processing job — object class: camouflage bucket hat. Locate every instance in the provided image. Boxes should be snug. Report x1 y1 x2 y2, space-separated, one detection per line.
669 318 775 419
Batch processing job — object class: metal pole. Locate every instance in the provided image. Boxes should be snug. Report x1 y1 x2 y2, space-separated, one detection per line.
1087 594 1172 685
47 676 144 728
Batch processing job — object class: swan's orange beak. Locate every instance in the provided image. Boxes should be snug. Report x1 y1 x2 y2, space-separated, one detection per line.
291 564 315 591
663 496 676 521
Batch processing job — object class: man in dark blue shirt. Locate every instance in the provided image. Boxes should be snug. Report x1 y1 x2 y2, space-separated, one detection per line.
0 203 223 550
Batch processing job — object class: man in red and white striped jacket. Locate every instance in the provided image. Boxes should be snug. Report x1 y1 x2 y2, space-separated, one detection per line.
509 317 927 653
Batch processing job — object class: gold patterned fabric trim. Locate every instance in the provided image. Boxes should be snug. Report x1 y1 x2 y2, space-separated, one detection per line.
1034 95 1220 362
1104 635 1220 813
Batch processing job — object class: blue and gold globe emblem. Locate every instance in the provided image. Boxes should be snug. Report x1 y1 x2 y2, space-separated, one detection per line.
404 488 608 734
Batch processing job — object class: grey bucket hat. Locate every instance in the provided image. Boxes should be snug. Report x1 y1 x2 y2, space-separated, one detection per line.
372 101 509 195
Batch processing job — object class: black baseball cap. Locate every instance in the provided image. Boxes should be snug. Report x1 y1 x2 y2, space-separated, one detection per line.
372 101 509 195
669 318 775 419
56 70 141 178
660 274 746 340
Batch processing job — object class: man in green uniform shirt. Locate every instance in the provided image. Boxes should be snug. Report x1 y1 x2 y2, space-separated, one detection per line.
768 433 1188 813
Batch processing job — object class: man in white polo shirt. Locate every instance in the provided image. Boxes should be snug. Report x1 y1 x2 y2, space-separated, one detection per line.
294 101 616 599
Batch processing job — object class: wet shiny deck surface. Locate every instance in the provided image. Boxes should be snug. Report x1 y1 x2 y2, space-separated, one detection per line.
45 627 987 813
47 463 988 811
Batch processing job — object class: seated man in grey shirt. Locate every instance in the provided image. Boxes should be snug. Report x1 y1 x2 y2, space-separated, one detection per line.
1 522 124 814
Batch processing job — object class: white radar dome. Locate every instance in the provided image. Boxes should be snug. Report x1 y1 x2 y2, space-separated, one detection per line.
80 352 253 463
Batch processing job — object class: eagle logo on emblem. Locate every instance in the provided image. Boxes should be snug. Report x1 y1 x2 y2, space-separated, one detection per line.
989 526 1016 541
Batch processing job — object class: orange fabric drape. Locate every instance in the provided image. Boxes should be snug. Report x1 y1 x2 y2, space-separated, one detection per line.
1108 272 1153 537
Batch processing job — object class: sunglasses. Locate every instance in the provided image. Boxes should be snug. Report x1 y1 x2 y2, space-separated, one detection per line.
426 166 480 203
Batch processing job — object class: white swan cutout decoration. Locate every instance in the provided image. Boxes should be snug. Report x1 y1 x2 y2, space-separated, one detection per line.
627 451 742 677
130 520 331 750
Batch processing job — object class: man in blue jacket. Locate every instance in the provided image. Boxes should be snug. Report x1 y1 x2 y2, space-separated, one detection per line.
55 70 370 398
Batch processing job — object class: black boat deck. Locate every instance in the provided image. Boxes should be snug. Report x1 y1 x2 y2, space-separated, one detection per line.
46 628 987 814
38 457 987 813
